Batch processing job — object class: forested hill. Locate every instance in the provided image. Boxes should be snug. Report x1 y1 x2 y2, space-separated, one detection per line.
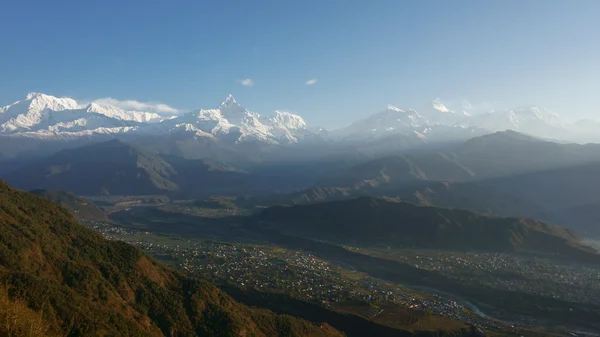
0 179 343 336
256 196 599 261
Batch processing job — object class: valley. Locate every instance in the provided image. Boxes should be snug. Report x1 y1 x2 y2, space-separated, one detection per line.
82 198 600 336
3 4 599 336
83 219 524 334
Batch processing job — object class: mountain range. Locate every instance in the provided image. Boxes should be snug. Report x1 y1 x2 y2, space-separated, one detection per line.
3 92 600 240
245 131 600 237
0 93 313 144
308 130 600 190
2 139 324 197
6 129 600 206
1 92 599 159
4 139 179 195
3 93 600 335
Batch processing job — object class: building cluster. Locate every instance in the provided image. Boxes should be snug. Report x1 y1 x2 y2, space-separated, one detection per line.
363 249 600 306
87 221 506 329
87 221 600 334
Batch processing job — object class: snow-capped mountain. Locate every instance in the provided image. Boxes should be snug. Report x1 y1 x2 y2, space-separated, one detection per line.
85 102 165 123
262 111 309 143
0 93 174 137
0 93 312 145
332 105 429 142
0 93 80 132
331 100 584 145
463 106 570 139
162 94 310 144
1 93 597 148
424 100 471 125
330 103 487 145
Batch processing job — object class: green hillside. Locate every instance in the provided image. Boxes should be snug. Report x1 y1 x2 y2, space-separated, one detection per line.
0 180 343 336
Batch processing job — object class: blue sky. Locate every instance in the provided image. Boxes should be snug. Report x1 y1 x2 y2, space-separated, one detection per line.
1 0 599 127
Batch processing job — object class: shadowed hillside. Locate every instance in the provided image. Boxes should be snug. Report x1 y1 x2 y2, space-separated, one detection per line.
322 131 600 189
3 139 178 195
256 197 598 260
30 189 110 222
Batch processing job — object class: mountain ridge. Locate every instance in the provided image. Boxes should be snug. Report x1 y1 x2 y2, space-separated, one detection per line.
320 130 600 189
255 196 598 261
2 92 599 148
0 93 314 146
3 139 179 195
2 139 314 197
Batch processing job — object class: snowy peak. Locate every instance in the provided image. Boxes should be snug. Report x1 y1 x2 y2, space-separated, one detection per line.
25 92 42 100
0 93 81 132
332 104 430 142
22 92 80 113
0 93 169 135
85 102 112 114
164 96 311 145
216 94 251 126
509 106 561 121
383 105 423 120
85 102 163 123
502 106 563 126
2 92 595 145
463 105 569 140
217 94 243 112
219 94 237 107
377 106 424 123
386 105 405 112
432 100 452 113
256 111 309 144
271 111 307 130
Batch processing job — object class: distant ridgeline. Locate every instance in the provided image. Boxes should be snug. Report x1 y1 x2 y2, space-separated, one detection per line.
256 196 599 261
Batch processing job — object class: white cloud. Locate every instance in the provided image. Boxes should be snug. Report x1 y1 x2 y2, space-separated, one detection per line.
239 78 255 87
305 78 318 86
92 97 180 115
